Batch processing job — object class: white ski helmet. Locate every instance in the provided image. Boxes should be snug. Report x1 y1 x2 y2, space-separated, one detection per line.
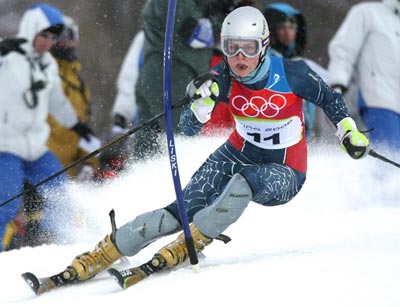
221 6 270 59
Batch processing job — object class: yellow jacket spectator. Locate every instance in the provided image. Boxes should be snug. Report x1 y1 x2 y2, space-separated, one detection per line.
49 16 99 180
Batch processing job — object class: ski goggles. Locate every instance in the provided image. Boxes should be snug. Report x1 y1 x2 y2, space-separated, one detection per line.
221 37 265 58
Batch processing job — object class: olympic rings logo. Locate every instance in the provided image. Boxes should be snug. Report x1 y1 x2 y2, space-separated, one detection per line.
231 94 287 118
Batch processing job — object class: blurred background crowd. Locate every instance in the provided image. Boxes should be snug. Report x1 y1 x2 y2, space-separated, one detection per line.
0 0 372 134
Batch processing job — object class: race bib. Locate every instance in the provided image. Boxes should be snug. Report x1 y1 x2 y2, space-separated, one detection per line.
235 115 303 149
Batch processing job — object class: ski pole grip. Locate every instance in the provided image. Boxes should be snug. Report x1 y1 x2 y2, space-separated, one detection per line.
192 72 219 89
189 72 219 101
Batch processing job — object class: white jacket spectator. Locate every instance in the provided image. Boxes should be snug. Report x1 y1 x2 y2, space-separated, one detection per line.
111 30 144 132
328 0 400 112
0 4 94 252
327 0 400 151
0 5 79 161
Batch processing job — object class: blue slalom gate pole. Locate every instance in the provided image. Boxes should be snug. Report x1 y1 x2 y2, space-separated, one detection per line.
163 0 199 269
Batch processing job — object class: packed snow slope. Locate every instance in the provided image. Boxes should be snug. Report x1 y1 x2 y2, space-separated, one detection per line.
1 134 399 307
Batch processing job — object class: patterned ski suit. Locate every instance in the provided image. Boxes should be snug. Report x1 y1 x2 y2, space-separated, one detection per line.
165 56 350 221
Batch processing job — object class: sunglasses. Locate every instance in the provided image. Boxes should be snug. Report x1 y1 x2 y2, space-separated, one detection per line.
38 31 58 42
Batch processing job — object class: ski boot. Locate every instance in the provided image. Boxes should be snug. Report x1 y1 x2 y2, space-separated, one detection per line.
107 224 231 289
63 210 123 282
150 223 213 270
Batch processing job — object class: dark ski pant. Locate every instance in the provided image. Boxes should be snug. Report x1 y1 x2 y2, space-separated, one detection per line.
165 140 306 223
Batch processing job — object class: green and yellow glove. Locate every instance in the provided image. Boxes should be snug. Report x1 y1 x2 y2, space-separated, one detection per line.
336 117 370 159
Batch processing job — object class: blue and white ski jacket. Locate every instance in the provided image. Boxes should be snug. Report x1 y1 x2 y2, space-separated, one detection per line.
0 4 78 161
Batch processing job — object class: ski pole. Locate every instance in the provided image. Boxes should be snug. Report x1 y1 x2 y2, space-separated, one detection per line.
369 149 400 169
0 97 189 209
163 0 199 271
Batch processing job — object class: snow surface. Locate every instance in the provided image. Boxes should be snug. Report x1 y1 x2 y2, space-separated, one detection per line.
1 134 399 307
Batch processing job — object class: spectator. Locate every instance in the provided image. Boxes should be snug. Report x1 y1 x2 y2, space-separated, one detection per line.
263 2 328 138
127 0 223 160
0 4 99 251
327 0 400 152
110 30 144 137
102 30 145 178
49 15 100 181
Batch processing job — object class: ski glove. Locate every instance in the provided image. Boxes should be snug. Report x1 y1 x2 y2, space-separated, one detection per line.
111 113 137 141
336 117 370 159
71 122 102 153
188 18 214 49
0 38 27 56
111 113 127 134
187 75 219 123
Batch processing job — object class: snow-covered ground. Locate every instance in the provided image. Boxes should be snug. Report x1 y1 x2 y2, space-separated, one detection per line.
1 135 399 307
